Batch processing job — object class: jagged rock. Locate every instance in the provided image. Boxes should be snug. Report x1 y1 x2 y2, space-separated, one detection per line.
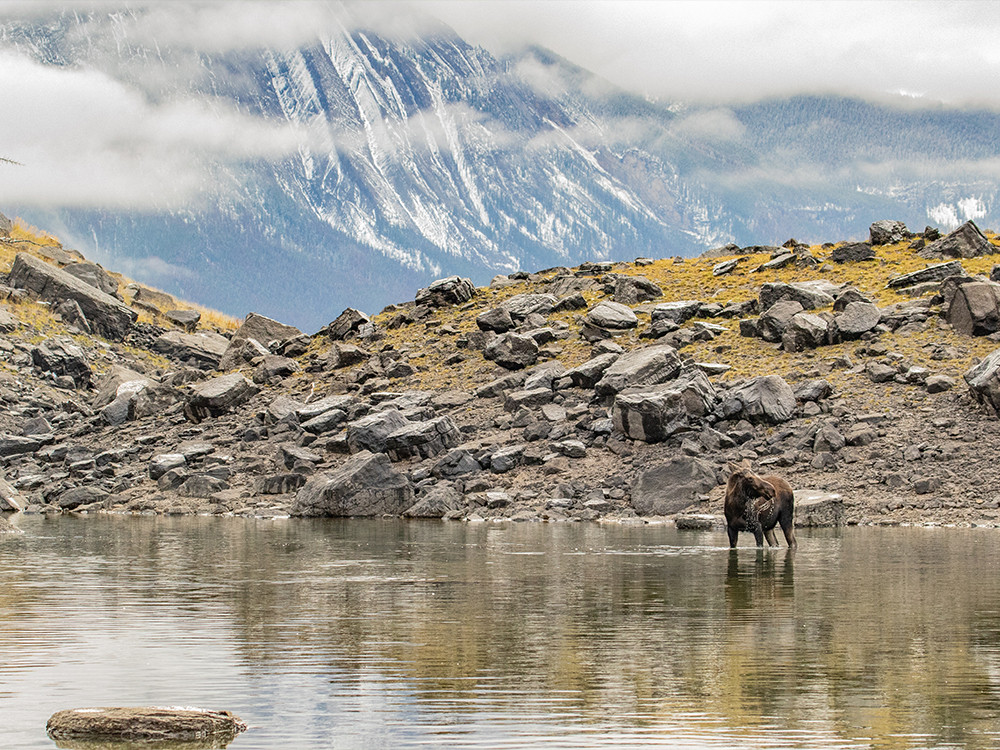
404 484 464 518
53 298 92 333
0 308 19 333
594 344 682 398
150 453 186 480
253 354 300 384
583 301 638 331
490 444 526 473
9 253 136 340
500 293 557 320
266 395 304 424
415 276 476 307
795 379 833 402
62 262 119 297
926 375 956 393
258 473 308 495
813 424 846 453
0 476 24 511
483 332 539 370
887 260 966 289
555 439 587 458
153 330 230 370
523 361 566 390
278 444 322 469
31 338 92 388
563 353 619 388
713 258 739 276
870 220 908 246
320 308 371 340
346 409 409 454
782 312 829 352
832 286 873 311
219 313 301 370
612 275 662 304
0 434 48 457
385 416 460 460
652 300 702 325
945 281 1000 336
727 375 796 424
184 373 259 422
301 408 349 434
834 301 882 338
552 292 588 311
432 449 482 478
759 281 837 311
964 348 1000 414
759 299 804 343
164 309 201 331
920 220 995 259
866 362 897 383
291 450 414 517
46 707 246 744
831 242 875 263
126 285 176 313
476 306 515 332
753 252 796 272
56 486 108 510
504 387 554 411
611 369 717 442
631 457 719 515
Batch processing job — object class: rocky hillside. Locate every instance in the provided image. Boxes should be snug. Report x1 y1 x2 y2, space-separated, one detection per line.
3 212 1000 531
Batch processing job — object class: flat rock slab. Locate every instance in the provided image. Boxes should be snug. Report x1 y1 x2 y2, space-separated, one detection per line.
47 707 246 744
795 490 845 527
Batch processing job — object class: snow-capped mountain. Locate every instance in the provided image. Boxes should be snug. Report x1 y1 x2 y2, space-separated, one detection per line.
2 5 998 330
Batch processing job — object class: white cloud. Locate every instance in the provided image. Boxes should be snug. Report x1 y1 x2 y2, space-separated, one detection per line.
0 52 313 209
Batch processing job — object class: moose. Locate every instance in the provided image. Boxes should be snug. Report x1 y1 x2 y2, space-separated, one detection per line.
724 461 796 548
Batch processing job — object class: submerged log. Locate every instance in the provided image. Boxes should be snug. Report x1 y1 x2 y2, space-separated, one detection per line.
46 707 246 745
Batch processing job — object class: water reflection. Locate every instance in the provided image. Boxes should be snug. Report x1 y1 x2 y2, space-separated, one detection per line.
2 517 1000 748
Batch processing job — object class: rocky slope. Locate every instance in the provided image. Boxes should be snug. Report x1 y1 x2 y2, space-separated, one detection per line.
4 214 1000 532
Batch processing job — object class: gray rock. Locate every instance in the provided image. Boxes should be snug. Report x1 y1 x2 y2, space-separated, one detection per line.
866 362 897 383
926 375 956 393
153 330 230 370
8 253 136 340
712 258 739 276
252 354 300 384
385 416 461 460
887 260 966 289
869 220 909 246
0 476 24 511
651 300 702 325
564 353 619 388
813 424 846 453
753 252 796 272
612 275 662 305
504 387 554 411
965 348 1000 414
945 281 1000 336
782 312 829 352
258 473 308 495
490 444 526 473
594 344 682 398
759 299 804 343
184 373 259 422
219 313 301 370
150 454 186 480
835 301 882 338
500 293 557 320
583 301 638 330
759 281 837 311
301 409 348 434
432 449 482 478
483 332 539 370
319 308 371 340
415 276 476 307
554 439 587 458
476 306 515 332
0 308 19 333
346 409 409 454
795 490 845 527
611 369 717 443
278 444 322 469
164 309 201 331
56 486 108 510
830 242 875 263
728 375 796 424
920 220 994 259
62 262 119 297
0 434 48 457
31 338 92 388
631 457 719 516
178 475 229 498
53 298 91 333
794 379 833 402
291 450 414 517
404 484 465 518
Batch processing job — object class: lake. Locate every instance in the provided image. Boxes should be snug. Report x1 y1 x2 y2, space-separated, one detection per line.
2 516 999 749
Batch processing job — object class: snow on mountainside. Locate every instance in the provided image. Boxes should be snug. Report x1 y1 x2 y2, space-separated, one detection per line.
2 6 999 331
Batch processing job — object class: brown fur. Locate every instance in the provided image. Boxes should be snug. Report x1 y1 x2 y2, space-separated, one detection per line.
724 462 796 548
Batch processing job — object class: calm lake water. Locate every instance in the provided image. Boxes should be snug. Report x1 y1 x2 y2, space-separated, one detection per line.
2 516 1000 749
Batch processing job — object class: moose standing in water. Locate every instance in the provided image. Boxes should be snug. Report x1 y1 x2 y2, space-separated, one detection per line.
725 461 796 548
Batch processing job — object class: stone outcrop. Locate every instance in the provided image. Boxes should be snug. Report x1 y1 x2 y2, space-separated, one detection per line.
944 281 1000 336
887 260 965 289
415 276 476 307
292 451 414 516
46 707 246 743
727 375 796 424
153 330 230 370
965 348 1000 414
611 369 716 442
9 253 136 340
219 312 302 370
483 332 539 370
919 220 994 259
62 262 119 297
594 344 682 398
184 374 259 422
869 220 908 246
631 457 719 515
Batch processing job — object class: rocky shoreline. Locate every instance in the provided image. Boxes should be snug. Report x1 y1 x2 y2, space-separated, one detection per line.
4 216 1000 532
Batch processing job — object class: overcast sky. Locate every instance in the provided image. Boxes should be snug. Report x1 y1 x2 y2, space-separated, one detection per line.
1 0 998 212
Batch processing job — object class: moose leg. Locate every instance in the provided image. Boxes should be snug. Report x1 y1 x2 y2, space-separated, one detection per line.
780 518 797 548
751 522 764 547
764 527 778 546
727 524 739 548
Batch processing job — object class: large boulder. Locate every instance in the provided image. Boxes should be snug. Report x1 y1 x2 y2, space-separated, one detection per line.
631 456 719 515
62 262 119 297
945 281 1000 336
346 409 409 454
652 300 702 325
869 220 909 246
964 348 1000 414
920 220 995 259
612 275 662 304
31 338 92 388
759 281 836 311
583 301 638 331
887 260 966 289
47 707 246 744
830 242 875 263
184 374 259 422
500 293 557 320
415 276 476 307
385 416 461 460
8 253 136 340
483 332 539 370
153 330 229 370
594 344 682 398
611 369 717 443
219 312 302 370
727 375 796 424
759 299 804 343
319 308 370 340
101 377 178 426
834 301 882 338
563 353 619 388
291 450 414 517
404 484 465 518
781 312 829 352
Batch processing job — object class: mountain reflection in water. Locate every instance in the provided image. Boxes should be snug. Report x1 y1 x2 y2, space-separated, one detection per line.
2 516 999 749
